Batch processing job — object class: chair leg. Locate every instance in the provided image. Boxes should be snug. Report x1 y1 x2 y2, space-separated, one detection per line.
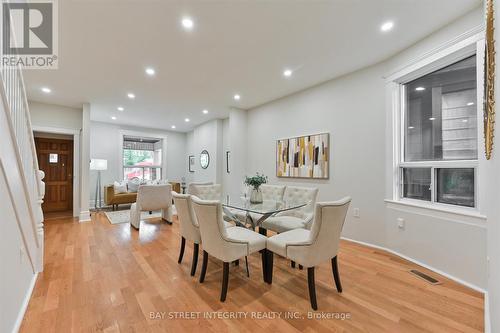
261 250 267 282
190 243 199 276
332 256 342 293
299 264 303 270
178 237 185 264
259 227 267 236
199 251 208 283
244 256 250 277
220 262 230 302
307 267 318 310
234 259 239 266
266 251 274 284
291 261 296 268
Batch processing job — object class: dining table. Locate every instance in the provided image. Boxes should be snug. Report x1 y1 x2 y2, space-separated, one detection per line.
222 197 308 231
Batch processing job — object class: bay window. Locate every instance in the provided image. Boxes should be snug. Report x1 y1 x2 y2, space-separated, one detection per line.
123 136 162 181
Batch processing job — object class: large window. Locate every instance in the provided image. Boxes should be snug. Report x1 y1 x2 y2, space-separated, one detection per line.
399 55 478 208
123 136 162 181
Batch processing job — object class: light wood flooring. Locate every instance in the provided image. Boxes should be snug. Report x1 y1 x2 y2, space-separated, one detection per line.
20 212 484 333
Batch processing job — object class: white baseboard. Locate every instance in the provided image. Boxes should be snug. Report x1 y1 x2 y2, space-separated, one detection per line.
79 210 91 222
341 237 486 294
12 272 38 333
485 292 491 333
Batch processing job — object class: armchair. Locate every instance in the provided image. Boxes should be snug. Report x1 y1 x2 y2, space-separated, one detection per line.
129 184 173 229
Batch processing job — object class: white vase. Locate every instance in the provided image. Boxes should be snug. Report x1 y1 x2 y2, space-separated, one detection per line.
250 187 263 203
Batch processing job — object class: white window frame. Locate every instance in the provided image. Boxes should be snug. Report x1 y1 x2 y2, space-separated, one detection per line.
117 129 168 181
388 32 485 214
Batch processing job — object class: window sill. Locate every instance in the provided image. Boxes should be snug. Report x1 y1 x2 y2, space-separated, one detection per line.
384 199 487 221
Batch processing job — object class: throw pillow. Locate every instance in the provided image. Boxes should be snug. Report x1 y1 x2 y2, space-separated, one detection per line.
128 179 140 192
114 181 127 194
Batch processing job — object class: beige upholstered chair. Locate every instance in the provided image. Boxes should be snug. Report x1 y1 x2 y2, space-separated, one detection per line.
186 182 213 195
260 186 319 234
266 197 351 310
191 196 268 302
238 184 286 224
129 184 173 229
172 192 202 276
260 184 286 201
190 183 237 227
189 183 222 200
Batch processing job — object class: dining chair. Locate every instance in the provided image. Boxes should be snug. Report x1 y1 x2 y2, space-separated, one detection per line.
260 186 319 235
187 182 219 199
189 183 239 227
240 184 286 223
266 197 351 310
172 192 202 276
129 184 173 229
191 196 268 302
260 184 286 201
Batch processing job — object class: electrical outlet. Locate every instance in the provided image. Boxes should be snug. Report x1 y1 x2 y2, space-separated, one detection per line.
353 208 360 218
397 218 405 230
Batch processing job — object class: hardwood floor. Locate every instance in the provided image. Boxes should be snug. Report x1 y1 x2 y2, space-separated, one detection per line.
20 213 484 333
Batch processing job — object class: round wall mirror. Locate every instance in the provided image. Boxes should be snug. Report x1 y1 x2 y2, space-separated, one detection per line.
200 150 210 169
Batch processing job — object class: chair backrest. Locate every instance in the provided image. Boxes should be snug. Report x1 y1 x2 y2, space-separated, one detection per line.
136 184 172 211
282 186 319 218
260 184 286 201
309 198 351 257
172 192 201 243
191 196 229 258
189 184 222 200
187 182 213 195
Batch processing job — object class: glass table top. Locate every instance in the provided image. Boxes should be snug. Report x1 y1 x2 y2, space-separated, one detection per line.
222 197 308 215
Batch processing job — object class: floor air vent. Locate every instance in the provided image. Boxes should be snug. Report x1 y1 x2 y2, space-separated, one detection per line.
409 269 441 285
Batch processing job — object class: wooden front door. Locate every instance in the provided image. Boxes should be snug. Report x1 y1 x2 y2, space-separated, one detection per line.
35 138 73 213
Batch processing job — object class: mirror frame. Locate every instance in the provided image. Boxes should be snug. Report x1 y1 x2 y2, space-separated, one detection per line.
200 150 210 169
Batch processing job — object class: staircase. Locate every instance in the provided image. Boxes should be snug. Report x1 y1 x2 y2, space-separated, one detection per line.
0 5 46 332
0 62 45 274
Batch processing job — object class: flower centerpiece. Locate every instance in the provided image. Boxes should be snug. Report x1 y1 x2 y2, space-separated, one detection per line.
244 173 268 203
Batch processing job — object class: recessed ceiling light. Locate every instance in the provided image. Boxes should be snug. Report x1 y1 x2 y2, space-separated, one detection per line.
202 109 208 114
467 102 475 106
111 116 117 120
415 87 426 91
185 118 190 122
408 126 415 129
283 69 293 77
127 93 135 99
41 87 51 93
145 67 155 76
117 106 124 111
429 117 436 121
233 94 241 101
182 17 194 30
380 21 394 32
171 125 176 129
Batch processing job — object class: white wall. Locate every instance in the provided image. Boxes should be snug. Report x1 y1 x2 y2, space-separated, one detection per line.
29 101 82 130
247 63 387 247
89 121 187 202
186 119 224 184
245 8 487 290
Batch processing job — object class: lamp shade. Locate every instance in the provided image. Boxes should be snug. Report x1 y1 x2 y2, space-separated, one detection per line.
90 158 107 171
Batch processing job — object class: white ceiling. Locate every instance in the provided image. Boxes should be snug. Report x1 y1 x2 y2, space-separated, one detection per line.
24 0 481 132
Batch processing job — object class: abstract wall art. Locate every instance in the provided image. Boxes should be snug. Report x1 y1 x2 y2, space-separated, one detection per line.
276 133 329 179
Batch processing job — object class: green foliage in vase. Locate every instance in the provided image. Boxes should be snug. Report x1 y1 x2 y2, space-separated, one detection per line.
244 173 268 190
